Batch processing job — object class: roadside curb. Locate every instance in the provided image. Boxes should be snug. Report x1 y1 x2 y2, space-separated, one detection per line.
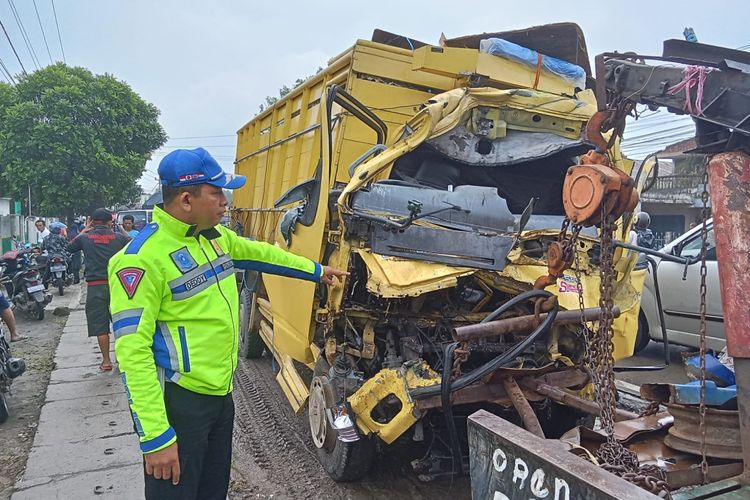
11 284 142 499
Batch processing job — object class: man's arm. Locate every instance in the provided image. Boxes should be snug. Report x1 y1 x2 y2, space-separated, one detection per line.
109 252 179 483
67 219 92 253
221 227 347 285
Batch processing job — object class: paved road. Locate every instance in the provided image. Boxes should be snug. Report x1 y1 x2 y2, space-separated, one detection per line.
11 289 142 500
0 288 75 499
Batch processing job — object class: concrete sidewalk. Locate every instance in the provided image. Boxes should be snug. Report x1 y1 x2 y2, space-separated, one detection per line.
12 286 143 499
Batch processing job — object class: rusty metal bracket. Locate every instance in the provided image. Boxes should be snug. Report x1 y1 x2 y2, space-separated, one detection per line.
533 382 639 422
503 377 545 438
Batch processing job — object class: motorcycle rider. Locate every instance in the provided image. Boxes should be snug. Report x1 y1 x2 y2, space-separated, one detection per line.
42 222 72 288
629 212 656 249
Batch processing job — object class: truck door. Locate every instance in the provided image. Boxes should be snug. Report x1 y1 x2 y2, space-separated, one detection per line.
262 85 387 363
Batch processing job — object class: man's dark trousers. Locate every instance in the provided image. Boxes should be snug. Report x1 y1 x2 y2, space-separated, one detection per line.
70 252 81 284
144 382 234 500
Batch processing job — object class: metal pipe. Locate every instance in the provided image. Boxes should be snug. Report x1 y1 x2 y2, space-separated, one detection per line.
613 240 699 265
453 306 621 342
535 383 639 422
645 255 671 366
503 377 545 438
706 151 750 476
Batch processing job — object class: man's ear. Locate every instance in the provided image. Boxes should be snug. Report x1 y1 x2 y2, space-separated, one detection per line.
179 191 193 212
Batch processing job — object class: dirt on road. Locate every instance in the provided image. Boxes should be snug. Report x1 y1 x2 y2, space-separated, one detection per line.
229 356 472 500
0 305 69 499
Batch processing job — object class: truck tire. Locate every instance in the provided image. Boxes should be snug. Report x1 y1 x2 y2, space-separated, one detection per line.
238 281 264 359
309 358 374 482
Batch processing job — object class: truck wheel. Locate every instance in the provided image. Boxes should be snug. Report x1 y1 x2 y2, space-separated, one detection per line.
309 360 374 482
238 287 264 359
634 312 650 355
0 393 9 424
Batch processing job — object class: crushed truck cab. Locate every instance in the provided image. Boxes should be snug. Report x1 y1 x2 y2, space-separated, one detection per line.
232 23 647 482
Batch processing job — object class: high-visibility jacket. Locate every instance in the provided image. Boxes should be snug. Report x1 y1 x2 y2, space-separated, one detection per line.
108 206 322 454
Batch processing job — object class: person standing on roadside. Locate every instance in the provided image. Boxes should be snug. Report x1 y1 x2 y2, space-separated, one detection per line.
68 219 84 284
121 214 140 238
35 220 50 244
109 148 348 499
68 209 131 371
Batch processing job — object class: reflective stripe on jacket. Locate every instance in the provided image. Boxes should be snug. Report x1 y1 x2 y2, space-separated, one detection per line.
108 206 322 454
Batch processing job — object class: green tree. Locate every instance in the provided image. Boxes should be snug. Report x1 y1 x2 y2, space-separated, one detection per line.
258 67 323 112
0 64 166 223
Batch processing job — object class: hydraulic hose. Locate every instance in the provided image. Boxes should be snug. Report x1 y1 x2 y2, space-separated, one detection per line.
480 289 556 324
441 342 463 474
412 290 559 399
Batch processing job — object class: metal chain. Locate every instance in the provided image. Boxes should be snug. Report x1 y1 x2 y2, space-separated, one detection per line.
557 208 671 497
698 156 710 483
593 204 672 499
639 400 662 418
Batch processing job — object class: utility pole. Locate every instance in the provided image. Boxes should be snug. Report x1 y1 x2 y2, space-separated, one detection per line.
27 185 32 243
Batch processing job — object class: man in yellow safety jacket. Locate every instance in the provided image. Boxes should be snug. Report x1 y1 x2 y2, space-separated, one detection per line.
109 147 347 499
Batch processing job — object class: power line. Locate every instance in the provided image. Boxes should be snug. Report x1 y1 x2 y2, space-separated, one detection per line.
7 0 41 70
0 18 28 75
623 125 696 144
32 0 53 64
50 0 65 63
0 56 16 84
167 134 236 140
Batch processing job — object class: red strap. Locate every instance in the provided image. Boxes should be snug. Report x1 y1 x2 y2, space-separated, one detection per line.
87 280 108 286
533 53 543 90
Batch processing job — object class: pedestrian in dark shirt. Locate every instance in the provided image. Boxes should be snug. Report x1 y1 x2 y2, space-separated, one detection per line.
68 208 131 371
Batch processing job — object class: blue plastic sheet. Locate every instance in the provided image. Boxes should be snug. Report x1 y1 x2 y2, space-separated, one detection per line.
479 38 586 90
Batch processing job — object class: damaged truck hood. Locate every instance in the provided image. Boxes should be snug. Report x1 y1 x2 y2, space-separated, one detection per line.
338 86 597 209
356 249 474 298
340 87 599 294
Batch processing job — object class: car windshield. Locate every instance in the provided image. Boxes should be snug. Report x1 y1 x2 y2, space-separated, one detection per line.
680 227 717 260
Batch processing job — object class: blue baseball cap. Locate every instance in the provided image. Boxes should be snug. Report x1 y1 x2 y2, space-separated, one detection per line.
158 147 246 189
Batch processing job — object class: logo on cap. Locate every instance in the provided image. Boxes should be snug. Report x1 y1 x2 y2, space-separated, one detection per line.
179 173 206 182
117 267 145 299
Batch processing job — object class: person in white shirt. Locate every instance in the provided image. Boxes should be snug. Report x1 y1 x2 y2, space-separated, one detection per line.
35 219 50 244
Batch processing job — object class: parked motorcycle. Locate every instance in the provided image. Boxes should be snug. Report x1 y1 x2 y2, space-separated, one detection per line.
46 254 71 296
0 303 25 423
1 250 51 320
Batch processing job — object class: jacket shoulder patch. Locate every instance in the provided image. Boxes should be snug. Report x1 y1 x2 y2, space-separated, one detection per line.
117 267 145 299
125 223 159 255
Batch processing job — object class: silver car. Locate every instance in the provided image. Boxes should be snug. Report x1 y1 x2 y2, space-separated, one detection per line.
635 219 724 353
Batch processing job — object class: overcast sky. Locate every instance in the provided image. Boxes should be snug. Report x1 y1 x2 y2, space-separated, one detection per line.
1 0 747 192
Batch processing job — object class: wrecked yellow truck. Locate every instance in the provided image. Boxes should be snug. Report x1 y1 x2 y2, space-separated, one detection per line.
231 24 647 481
